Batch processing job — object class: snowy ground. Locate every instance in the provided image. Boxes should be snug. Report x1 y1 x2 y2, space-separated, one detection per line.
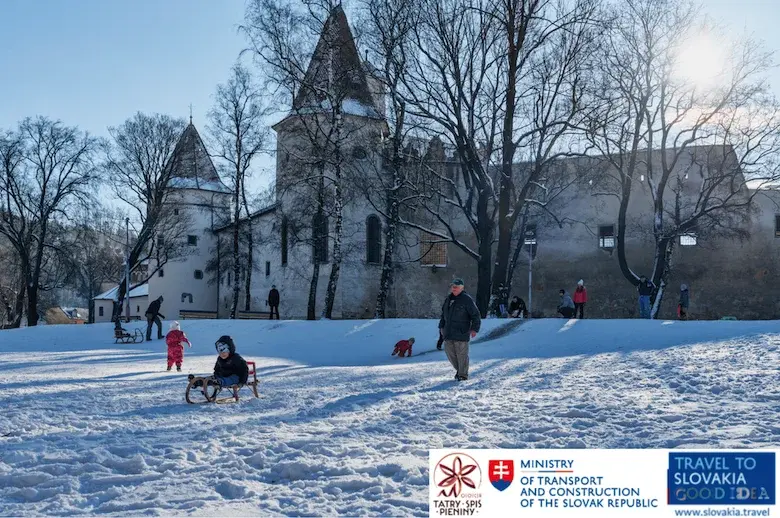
1 317 779 516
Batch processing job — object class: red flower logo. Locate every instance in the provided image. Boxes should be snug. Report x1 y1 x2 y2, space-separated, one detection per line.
436 454 480 497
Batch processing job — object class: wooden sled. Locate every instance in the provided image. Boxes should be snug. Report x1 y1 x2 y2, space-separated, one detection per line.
185 361 259 404
114 327 144 344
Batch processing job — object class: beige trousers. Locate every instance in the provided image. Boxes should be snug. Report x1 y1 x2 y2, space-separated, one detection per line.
444 339 470 379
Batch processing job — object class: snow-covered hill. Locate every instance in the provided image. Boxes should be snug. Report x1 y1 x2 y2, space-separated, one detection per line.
1 317 779 516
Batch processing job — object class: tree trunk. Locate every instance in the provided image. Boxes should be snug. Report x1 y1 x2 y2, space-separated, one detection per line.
88 285 96 324
374 200 398 319
244 231 253 312
650 237 674 319
307 261 320 320
490 22 519 318
230 187 241 319
474 185 493 317
26 281 39 326
324 174 343 319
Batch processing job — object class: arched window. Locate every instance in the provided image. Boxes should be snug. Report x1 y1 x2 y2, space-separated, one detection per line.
281 217 288 266
366 215 382 264
312 213 328 264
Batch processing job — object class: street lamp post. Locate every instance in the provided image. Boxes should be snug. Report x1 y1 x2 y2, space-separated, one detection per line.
525 227 536 316
125 217 130 322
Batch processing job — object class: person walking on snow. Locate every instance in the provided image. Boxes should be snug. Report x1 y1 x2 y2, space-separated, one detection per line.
678 284 690 320
637 275 655 319
267 285 280 320
439 278 481 381
557 289 575 318
145 296 165 341
573 280 587 319
165 321 191 371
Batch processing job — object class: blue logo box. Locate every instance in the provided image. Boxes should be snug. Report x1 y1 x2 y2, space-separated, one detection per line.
667 452 775 506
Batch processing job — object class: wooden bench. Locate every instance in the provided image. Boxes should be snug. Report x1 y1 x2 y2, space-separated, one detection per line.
237 311 271 320
179 310 218 320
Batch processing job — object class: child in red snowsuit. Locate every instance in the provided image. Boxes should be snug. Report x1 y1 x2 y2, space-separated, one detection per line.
165 321 191 371
392 337 415 357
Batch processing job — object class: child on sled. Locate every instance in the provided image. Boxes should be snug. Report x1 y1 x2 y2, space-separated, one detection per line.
165 321 191 371
189 335 249 392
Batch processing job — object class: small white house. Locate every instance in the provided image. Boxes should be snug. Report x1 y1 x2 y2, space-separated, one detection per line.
93 284 149 323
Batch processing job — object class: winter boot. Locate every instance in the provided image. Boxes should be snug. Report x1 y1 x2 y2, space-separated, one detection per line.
176 364 181 372
167 365 172 371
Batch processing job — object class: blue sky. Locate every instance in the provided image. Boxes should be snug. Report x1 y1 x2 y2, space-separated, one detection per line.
0 0 777 188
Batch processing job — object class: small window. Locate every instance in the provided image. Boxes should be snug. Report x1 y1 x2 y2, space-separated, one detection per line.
775 215 780 237
680 233 697 246
266 261 271 277
227 272 231 286
157 236 164 248
420 231 447 267
188 235 198 246
98 306 104 317
136 306 139 313
174 208 179 215
599 225 615 249
353 146 368 160
194 270 204 280
158 268 164 278
366 215 382 264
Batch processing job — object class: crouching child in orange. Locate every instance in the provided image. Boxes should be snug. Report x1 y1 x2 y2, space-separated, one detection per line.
392 337 415 357
165 321 191 371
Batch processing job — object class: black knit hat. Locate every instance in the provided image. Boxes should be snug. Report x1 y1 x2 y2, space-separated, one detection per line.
215 335 235 354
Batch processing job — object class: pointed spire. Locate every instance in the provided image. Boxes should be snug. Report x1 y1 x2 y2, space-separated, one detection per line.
292 5 380 117
167 123 224 189
189 103 193 125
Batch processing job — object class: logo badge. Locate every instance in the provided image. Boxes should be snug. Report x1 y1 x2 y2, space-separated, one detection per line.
434 453 482 497
488 460 514 491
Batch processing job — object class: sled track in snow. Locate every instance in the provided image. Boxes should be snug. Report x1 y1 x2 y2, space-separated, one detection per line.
471 318 529 344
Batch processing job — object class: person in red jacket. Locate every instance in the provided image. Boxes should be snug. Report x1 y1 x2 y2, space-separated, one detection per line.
165 321 191 371
392 337 415 357
573 279 587 319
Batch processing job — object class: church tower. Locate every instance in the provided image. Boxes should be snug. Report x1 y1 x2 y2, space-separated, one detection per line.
147 121 231 320
268 4 390 318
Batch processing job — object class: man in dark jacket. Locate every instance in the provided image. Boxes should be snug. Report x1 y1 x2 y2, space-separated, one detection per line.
678 283 690 320
267 285 280 320
145 296 165 341
439 278 481 381
637 275 655 319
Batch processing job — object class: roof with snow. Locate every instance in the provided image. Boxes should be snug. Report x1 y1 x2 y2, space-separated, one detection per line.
94 284 149 301
214 204 278 233
165 123 230 193
279 5 382 125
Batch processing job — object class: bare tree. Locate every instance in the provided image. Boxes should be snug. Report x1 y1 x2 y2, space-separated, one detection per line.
399 0 503 315
244 0 380 319
0 237 24 328
69 208 125 323
0 117 100 326
585 0 780 317
208 64 269 317
357 0 432 318
103 112 191 321
487 0 601 314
